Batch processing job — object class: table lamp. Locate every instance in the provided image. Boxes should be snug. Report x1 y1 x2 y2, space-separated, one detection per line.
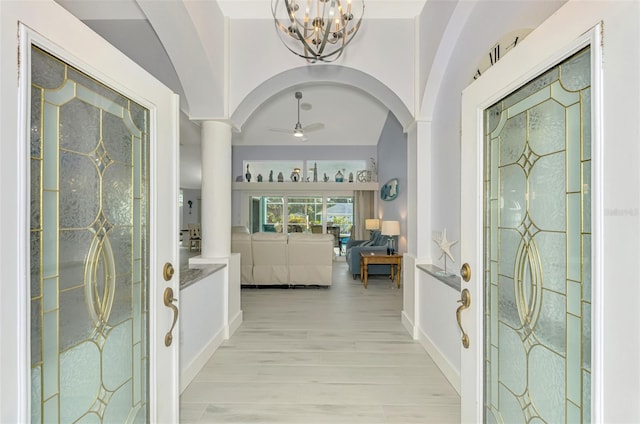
365 218 380 238
381 220 400 254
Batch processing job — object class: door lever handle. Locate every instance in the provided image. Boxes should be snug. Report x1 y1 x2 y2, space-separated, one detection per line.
163 287 179 347
456 289 471 349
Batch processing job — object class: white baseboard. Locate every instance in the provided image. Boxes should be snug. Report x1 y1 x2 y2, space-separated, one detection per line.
180 328 225 393
417 327 461 395
228 310 243 339
401 310 415 338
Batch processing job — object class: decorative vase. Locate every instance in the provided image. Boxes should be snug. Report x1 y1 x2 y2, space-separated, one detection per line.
335 170 344 182
245 164 251 182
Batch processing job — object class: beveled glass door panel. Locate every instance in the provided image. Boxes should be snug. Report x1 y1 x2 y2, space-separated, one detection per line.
30 46 149 423
483 47 591 423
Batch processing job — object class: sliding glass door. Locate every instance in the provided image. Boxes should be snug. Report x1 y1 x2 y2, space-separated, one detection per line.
247 194 353 237
288 196 323 233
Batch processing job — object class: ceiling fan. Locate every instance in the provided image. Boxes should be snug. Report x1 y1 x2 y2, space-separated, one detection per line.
269 91 324 141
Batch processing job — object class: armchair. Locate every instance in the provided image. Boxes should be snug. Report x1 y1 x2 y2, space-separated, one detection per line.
345 230 391 279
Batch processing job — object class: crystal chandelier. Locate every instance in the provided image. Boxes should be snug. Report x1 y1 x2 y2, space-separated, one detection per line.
272 0 365 63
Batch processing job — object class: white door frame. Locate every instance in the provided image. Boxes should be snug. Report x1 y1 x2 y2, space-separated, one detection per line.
0 1 180 422
460 16 604 424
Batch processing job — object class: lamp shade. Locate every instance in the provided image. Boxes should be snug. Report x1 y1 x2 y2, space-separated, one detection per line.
381 220 400 236
365 218 380 230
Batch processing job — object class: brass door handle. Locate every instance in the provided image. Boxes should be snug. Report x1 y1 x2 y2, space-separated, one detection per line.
456 289 471 349
163 287 179 347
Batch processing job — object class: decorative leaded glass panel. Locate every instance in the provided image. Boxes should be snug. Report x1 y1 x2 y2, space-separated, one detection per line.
30 46 149 423
484 47 591 423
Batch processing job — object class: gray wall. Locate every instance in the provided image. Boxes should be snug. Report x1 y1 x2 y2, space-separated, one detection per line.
376 112 408 252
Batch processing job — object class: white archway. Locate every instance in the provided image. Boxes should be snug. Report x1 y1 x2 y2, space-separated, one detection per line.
230 65 414 132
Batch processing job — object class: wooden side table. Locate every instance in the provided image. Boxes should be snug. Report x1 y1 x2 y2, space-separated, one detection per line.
359 252 402 289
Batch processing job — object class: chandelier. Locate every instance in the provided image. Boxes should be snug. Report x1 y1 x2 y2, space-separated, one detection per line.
272 0 365 63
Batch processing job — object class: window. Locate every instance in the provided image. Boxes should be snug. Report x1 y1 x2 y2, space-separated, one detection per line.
248 195 353 236
262 196 283 232
287 196 323 232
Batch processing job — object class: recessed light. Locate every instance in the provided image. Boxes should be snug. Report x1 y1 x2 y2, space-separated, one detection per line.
300 102 312 111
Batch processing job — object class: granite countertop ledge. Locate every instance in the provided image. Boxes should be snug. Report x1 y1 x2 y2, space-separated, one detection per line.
417 264 461 292
180 264 226 290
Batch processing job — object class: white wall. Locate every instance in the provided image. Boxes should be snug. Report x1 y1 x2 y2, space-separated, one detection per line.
228 19 416 120
417 272 461 393
179 271 226 392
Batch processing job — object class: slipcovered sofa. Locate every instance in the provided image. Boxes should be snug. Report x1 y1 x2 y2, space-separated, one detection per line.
345 230 392 279
231 229 334 286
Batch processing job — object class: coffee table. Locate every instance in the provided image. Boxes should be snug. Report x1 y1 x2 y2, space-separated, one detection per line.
360 252 402 289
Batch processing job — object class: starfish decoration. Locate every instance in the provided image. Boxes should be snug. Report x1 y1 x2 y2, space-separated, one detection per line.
434 228 458 263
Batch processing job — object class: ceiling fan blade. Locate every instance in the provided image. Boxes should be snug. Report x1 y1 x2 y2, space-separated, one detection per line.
299 135 310 142
303 122 324 132
268 127 293 133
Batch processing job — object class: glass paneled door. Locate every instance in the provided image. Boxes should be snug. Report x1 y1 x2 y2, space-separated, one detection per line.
483 47 591 422
26 29 179 421
460 36 596 422
30 45 150 423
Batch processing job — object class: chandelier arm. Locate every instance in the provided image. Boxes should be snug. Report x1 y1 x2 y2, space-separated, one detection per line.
314 1 337 57
274 19 320 61
283 0 326 60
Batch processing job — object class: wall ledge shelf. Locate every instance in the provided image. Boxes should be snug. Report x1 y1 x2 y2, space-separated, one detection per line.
232 181 379 192
417 264 461 292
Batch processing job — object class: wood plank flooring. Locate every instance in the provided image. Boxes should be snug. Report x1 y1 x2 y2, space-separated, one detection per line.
180 261 460 423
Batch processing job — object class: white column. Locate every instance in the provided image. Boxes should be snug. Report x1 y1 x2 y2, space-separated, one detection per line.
200 120 231 258
414 120 432 260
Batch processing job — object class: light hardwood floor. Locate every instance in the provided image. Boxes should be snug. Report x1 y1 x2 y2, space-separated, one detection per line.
180 261 460 423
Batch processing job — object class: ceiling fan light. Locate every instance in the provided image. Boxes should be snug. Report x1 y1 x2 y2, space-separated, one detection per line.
293 128 304 137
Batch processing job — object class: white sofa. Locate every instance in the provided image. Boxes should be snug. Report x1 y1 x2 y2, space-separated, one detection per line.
231 229 334 286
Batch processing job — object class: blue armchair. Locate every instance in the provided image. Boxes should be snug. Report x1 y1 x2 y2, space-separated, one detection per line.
345 230 391 279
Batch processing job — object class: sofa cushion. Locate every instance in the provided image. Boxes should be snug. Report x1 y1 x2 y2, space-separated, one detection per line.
251 232 288 284
287 233 333 285
370 230 386 246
